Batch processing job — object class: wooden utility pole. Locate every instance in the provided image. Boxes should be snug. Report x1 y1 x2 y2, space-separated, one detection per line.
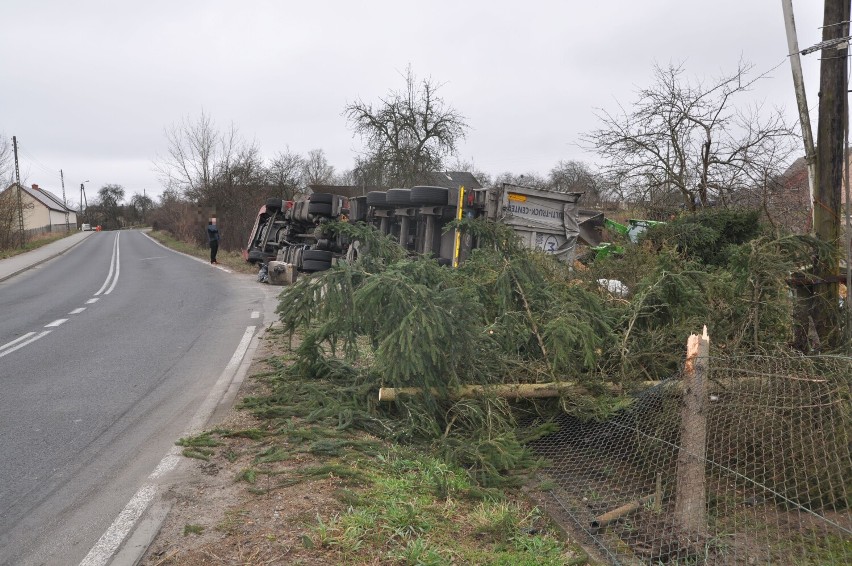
12 136 24 248
60 169 69 233
782 0 817 230
813 0 851 347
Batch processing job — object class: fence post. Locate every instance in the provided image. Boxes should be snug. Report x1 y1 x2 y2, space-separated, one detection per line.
674 325 709 534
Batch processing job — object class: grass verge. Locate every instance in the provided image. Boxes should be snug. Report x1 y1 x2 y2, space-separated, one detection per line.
165 329 593 565
147 230 258 274
0 231 76 259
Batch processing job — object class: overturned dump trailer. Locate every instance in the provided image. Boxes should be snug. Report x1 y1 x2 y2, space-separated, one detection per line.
484 185 581 264
243 183 584 276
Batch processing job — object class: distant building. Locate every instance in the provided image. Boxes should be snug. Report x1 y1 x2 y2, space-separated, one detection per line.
0 183 78 234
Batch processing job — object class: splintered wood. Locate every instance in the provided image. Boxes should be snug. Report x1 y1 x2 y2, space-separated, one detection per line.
674 325 709 535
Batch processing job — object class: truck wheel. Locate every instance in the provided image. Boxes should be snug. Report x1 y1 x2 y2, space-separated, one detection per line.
308 202 333 216
303 250 333 262
410 186 449 206
302 259 332 272
366 191 388 207
310 192 334 204
266 198 284 209
385 188 412 206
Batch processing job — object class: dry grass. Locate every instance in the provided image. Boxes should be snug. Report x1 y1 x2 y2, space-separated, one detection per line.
147 230 258 274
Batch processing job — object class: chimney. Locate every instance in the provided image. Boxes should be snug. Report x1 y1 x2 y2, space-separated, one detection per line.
31 184 39 191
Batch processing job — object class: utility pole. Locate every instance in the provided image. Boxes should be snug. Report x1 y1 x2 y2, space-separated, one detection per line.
80 183 86 224
813 0 851 347
60 169 69 233
781 0 817 232
12 136 24 248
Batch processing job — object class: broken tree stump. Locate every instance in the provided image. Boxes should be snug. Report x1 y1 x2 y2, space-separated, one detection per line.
673 325 709 535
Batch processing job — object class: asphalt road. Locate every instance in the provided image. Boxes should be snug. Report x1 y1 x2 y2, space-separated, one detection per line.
0 231 277 566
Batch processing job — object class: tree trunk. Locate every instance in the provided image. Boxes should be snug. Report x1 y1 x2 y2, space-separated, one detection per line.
813 0 850 347
674 326 709 535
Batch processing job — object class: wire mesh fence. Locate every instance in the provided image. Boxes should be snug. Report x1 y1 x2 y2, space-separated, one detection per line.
532 353 851 565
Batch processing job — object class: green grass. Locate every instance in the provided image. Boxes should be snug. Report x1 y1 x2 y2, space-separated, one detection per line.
158 292 592 565
183 524 204 536
296 446 583 564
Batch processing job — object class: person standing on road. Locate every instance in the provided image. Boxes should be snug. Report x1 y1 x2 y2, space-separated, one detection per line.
207 218 220 264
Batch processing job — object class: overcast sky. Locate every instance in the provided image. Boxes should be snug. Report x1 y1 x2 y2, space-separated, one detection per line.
1 1 827 205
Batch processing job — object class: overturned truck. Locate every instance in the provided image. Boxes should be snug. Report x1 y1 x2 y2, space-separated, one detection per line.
243 184 584 275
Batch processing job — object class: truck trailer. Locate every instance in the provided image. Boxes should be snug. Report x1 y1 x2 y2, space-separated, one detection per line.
243 184 583 275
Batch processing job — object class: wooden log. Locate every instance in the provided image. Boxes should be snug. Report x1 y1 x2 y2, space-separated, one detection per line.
590 493 656 531
674 325 709 535
377 381 662 402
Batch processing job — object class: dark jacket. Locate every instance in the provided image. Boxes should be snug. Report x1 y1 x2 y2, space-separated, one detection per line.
207 224 220 243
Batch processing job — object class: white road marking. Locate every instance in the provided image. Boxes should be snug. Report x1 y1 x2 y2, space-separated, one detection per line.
0 331 51 359
79 325 258 566
0 333 36 353
78 484 156 566
250 311 260 319
44 319 68 328
69 308 86 314
148 447 182 480
95 233 120 296
105 237 121 295
187 326 256 434
86 298 99 304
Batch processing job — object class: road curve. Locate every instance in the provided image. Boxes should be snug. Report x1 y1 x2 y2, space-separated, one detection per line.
0 230 277 566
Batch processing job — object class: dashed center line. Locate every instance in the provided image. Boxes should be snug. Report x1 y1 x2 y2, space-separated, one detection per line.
69 308 86 315
87 298 99 304
45 319 68 328
250 311 260 319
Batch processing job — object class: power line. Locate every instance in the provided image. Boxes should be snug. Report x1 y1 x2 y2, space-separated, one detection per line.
16 145 64 184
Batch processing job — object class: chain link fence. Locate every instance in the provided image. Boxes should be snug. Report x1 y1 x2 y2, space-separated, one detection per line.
533 354 851 564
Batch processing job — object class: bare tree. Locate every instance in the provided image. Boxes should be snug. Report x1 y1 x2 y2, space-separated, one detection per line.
156 112 278 250
302 149 335 186
582 61 796 210
149 189 197 242
350 155 389 188
548 160 602 202
155 110 238 199
331 168 355 186
447 157 492 187
267 147 305 199
345 65 468 186
493 171 548 189
0 134 13 188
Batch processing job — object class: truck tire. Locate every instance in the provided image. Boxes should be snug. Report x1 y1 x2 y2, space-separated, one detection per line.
410 186 449 206
247 250 265 263
302 259 332 272
308 202 333 216
266 198 284 209
303 250 333 262
310 192 334 204
385 188 412 206
366 191 388 207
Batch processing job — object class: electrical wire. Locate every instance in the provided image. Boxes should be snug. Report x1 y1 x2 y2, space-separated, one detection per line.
16 144 64 185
